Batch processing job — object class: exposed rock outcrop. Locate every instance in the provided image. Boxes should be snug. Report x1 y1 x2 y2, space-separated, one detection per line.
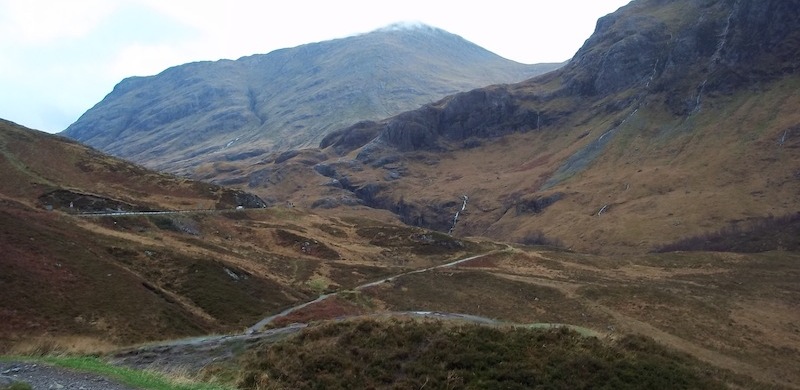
216 189 269 209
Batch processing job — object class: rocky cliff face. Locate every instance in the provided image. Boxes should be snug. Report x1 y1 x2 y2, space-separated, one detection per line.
327 0 800 154
62 24 562 175
565 0 800 110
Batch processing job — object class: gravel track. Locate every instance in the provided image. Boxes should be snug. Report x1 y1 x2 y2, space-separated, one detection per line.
0 362 138 390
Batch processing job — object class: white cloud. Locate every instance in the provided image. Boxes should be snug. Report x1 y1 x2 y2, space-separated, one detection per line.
107 42 195 80
0 0 121 45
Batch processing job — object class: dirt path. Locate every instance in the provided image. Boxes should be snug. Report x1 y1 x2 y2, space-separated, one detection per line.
0 361 138 390
109 324 307 373
247 248 508 332
109 249 518 374
109 311 597 375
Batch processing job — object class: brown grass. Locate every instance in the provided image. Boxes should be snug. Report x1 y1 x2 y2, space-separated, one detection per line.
269 295 367 328
0 123 501 350
7 336 118 356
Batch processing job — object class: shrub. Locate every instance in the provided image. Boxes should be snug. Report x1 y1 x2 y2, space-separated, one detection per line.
233 319 726 389
654 212 800 253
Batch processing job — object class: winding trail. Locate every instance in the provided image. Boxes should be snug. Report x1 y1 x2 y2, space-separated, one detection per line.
72 207 260 217
109 248 513 372
247 249 504 333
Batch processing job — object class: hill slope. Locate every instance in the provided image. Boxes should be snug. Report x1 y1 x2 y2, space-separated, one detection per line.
61 24 561 175
231 0 800 254
0 119 491 350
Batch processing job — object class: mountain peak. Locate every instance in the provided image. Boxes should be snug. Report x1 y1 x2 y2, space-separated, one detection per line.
373 21 444 34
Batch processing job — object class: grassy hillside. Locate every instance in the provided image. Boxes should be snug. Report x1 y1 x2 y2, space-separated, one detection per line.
0 120 492 352
212 72 800 255
189 244 797 388
0 119 262 211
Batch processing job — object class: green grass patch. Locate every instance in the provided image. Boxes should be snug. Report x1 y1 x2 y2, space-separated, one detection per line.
1 355 233 390
306 277 332 294
2 382 32 390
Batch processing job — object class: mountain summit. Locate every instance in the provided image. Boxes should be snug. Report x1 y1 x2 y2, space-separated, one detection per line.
62 24 561 174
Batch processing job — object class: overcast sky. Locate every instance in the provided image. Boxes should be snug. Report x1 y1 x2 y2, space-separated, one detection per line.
0 0 631 134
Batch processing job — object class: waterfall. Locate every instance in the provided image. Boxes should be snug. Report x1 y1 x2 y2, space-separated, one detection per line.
448 195 469 235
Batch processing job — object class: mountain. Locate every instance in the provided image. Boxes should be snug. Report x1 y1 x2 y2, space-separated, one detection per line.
227 0 800 254
61 24 562 175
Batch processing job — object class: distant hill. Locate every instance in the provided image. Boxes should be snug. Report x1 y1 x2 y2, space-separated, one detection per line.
62 24 562 175
230 0 800 254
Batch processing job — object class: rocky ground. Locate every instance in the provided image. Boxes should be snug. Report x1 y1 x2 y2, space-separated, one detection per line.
0 362 137 390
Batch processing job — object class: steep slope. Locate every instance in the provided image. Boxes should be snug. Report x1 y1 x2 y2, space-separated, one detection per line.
0 119 266 346
61 24 561 175
0 120 265 211
237 0 800 254
0 119 492 351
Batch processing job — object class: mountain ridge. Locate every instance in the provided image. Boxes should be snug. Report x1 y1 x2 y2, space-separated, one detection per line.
62 24 562 175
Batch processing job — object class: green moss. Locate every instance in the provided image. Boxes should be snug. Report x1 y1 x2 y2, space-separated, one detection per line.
3 382 33 390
